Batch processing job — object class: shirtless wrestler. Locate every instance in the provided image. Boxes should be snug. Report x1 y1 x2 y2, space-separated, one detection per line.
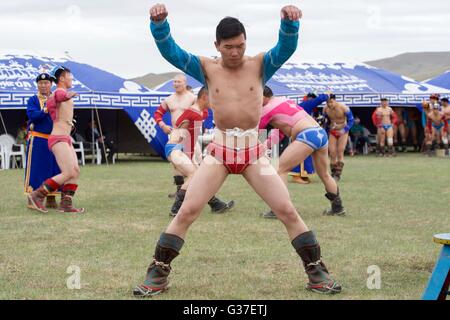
133 3 342 297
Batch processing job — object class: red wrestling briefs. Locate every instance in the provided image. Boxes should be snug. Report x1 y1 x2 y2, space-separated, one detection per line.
48 135 72 150
206 142 266 174
329 129 346 139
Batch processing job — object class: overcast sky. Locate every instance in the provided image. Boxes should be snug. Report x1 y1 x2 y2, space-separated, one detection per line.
1 0 450 79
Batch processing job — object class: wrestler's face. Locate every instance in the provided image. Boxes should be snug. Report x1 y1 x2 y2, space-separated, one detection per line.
37 80 52 96
327 99 336 108
430 98 438 106
381 100 389 108
200 93 210 109
215 34 246 68
173 76 186 93
60 72 73 88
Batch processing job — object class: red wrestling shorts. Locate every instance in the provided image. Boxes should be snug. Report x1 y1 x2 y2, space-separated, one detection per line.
329 129 346 139
48 135 72 150
206 141 266 174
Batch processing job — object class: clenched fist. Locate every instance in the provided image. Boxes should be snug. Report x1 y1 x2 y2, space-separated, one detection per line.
281 5 302 21
150 3 168 22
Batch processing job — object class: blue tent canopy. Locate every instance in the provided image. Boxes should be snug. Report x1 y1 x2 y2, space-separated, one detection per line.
0 51 169 109
0 51 172 157
425 71 450 92
154 62 450 107
270 62 449 106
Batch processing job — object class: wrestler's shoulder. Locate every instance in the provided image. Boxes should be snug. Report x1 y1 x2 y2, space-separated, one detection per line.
199 56 218 68
187 91 197 100
339 103 350 111
54 88 67 94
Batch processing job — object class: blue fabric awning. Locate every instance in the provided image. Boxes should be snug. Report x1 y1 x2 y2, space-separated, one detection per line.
0 51 169 110
153 62 450 107
425 71 450 92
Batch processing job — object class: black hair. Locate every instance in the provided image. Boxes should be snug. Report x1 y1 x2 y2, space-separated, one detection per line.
307 92 317 99
53 66 71 84
197 86 208 99
441 97 449 103
329 94 336 100
263 86 273 98
216 17 246 43
380 97 388 102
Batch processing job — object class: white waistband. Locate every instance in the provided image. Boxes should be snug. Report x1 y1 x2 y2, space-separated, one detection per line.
215 127 258 138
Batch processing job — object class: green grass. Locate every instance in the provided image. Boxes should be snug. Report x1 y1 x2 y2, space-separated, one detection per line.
0 154 449 300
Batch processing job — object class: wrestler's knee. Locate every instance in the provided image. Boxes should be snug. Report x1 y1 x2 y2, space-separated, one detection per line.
277 163 291 175
274 202 299 224
176 202 201 223
66 166 80 180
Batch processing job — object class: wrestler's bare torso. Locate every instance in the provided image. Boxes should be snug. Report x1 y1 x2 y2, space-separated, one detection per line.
51 97 75 136
427 110 445 126
324 102 348 130
375 106 394 125
443 105 450 120
200 55 264 131
394 107 404 123
163 91 196 126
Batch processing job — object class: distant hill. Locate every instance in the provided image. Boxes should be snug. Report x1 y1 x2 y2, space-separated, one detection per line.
365 52 450 81
130 52 450 87
131 72 179 89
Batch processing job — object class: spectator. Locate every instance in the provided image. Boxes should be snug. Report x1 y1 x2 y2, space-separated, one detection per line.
405 107 420 152
85 120 117 163
349 117 369 155
16 121 28 145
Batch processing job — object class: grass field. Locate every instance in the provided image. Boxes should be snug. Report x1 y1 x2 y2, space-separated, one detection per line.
0 154 449 300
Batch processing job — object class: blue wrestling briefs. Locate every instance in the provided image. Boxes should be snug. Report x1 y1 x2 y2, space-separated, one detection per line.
432 123 444 131
382 124 393 131
165 143 183 158
295 127 328 151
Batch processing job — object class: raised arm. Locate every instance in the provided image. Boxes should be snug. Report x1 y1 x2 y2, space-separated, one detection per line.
262 5 301 84
149 4 206 84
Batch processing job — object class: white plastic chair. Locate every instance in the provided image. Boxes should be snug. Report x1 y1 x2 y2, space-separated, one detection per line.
72 135 101 165
96 144 116 164
0 134 25 169
71 137 85 166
